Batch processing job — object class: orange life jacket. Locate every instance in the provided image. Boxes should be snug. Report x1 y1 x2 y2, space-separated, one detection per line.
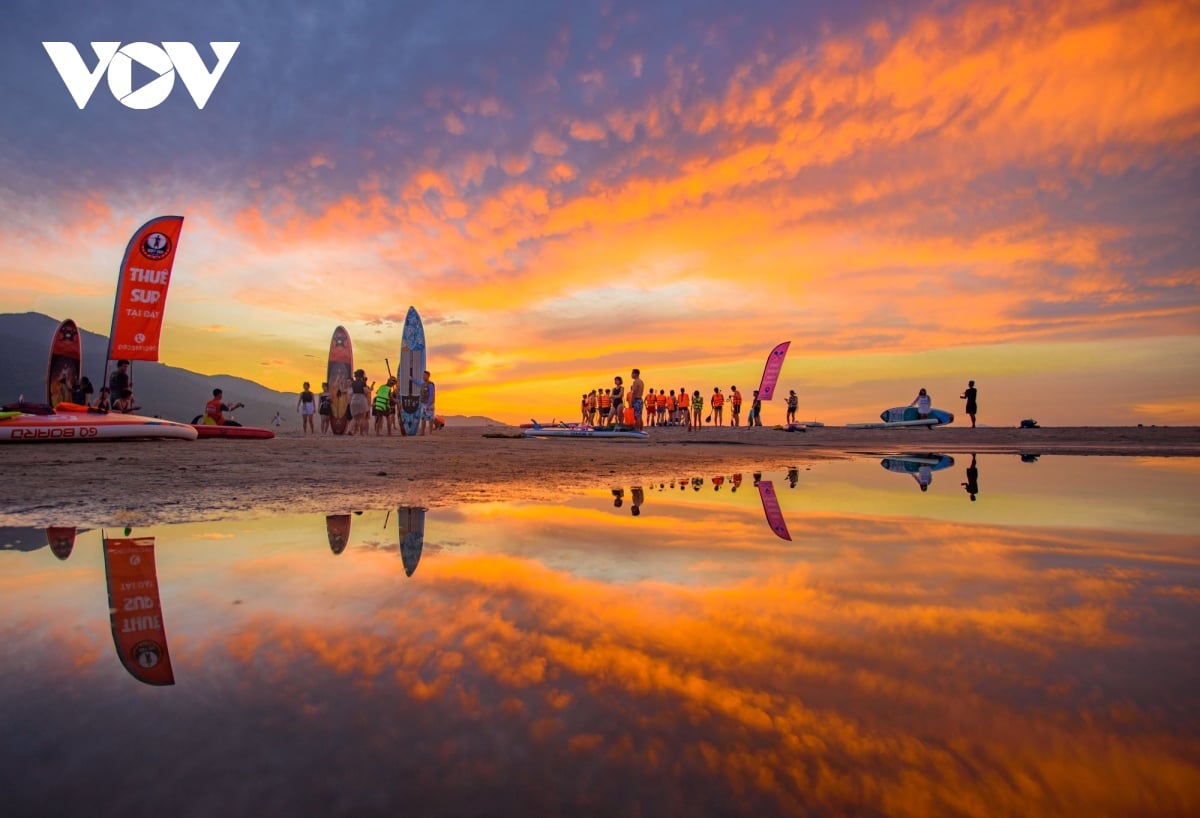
712 392 724 407
204 397 225 425
599 392 611 409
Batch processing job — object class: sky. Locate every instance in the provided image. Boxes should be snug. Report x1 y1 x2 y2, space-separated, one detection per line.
1 0 1198 426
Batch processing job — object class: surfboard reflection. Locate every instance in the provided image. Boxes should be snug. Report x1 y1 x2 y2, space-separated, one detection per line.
880 453 955 492
399 506 426 576
326 514 351 555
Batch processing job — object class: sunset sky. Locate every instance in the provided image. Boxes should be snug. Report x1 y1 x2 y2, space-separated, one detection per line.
1 0 1197 425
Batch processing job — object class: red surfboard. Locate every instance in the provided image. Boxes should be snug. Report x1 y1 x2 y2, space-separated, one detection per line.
326 326 353 435
46 319 82 407
326 514 351 555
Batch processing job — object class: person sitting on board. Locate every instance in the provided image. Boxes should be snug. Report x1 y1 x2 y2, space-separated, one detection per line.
93 386 111 412
911 387 932 419
411 370 437 436
113 388 139 414
204 388 244 426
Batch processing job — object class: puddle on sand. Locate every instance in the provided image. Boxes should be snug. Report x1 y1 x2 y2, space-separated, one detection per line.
1 454 1198 817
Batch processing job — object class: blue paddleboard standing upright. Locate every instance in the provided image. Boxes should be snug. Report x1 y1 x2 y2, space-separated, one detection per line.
399 307 427 436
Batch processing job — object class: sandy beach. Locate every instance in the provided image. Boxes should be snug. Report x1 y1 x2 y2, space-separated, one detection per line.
2 424 1197 528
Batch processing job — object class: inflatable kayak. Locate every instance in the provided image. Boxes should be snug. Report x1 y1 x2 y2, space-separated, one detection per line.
0 406 198 442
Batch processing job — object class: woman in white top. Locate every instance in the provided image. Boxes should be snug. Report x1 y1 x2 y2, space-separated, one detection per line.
911 388 931 418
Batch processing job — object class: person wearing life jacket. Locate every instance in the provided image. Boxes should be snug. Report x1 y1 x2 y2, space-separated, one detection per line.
374 377 397 436
710 387 725 426
204 388 244 426
644 389 657 427
729 387 743 427
657 389 667 425
597 388 612 427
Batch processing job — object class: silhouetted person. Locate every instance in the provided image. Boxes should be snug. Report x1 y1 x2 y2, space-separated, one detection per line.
962 454 979 501
961 380 978 427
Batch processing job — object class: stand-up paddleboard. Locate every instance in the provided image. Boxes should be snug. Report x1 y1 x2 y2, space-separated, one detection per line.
326 514 351 555
191 424 275 439
327 326 353 435
398 307 426 436
46 318 82 407
398 506 426 577
847 406 955 429
47 526 77 561
881 453 956 473
0 407 198 442
523 422 648 440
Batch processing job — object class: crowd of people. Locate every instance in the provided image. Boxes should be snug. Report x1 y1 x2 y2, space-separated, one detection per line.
300 369 440 436
577 370 780 431
573 374 980 430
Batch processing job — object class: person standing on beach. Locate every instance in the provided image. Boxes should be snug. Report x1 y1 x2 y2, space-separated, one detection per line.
911 388 931 419
629 369 645 430
374 377 397 435
710 387 724 426
350 369 372 436
729 387 742 427
691 389 704 430
610 376 625 428
412 370 436 435
297 382 316 434
786 390 799 425
961 380 978 427
318 383 332 434
108 360 131 401
748 390 763 426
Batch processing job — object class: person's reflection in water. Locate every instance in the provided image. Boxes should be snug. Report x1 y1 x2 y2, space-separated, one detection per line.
752 471 762 486
692 477 703 492
912 464 933 492
787 467 799 488
712 475 724 491
962 454 980 502
611 488 624 508
631 486 644 516
731 473 742 492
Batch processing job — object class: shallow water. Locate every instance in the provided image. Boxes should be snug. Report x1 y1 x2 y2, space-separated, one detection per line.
2 454 1198 817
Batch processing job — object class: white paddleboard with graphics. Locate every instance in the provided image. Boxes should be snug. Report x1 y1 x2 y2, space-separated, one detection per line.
398 307 427 436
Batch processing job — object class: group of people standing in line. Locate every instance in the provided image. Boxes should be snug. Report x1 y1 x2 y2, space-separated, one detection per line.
295 370 438 436
580 372 802 431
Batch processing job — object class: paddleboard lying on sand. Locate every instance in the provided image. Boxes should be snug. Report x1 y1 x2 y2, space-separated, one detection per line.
191 424 275 439
523 423 648 440
847 406 954 429
881 453 955 473
0 408 197 442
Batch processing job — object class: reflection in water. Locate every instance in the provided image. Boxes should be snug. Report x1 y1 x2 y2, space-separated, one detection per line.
962 453 980 501
1 455 1198 816
756 480 792 541
398 506 425 576
102 535 174 686
326 513 351 555
881 453 955 492
47 527 76 560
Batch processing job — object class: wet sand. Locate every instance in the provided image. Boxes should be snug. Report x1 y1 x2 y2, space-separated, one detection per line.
2 424 1198 527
